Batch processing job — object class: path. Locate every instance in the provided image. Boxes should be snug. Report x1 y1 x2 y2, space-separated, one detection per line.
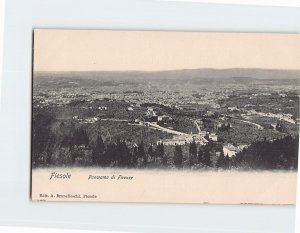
239 119 264 130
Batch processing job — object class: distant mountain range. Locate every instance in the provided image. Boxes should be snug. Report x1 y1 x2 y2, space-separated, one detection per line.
35 68 300 81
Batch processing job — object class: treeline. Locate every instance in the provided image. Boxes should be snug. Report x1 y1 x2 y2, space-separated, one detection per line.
32 125 217 168
234 135 298 170
31 110 219 168
31 110 215 168
32 110 298 170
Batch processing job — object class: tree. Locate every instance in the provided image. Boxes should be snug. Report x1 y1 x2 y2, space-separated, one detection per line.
92 133 105 165
103 143 116 166
138 141 147 166
204 133 210 141
230 154 237 167
156 142 165 158
197 147 204 164
234 135 299 170
116 140 132 167
189 141 197 166
72 145 93 166
203 146 211 167
60 121 76 148
174 144 183 167
132 146 139 166
114 139 123 166
138 141 146 157
225 154 230 169
226 123 231 131
218 123 231 132
148 144 155 159
32 110 55 166
275 122 287 133
216 150 225 168
52 147 72 166
72 127 89 147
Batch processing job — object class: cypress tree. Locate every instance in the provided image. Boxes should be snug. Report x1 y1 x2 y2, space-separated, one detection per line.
156 142 165 158
118 141 131 167
148 144 154 159
189 141 198 166
198 147 204 164
138 141 147 166
103 143 116 166
203 146 211 167
92 133 105 165
216 150 225 168
225 154 230 169
132 146 139 166
174 144 183 168
138 141 146 158
73 127 89 147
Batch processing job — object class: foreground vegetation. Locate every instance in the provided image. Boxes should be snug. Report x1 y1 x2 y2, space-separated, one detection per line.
32 109 298 170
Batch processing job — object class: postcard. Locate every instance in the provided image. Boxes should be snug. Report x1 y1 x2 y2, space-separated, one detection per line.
31 29 299 204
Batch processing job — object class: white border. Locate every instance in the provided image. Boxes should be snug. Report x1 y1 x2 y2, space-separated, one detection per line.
0 1 299 233
0 0 5 104
0 226 127 233
163 0 300 7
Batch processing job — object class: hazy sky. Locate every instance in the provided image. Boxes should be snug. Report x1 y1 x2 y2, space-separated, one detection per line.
34 29 299 71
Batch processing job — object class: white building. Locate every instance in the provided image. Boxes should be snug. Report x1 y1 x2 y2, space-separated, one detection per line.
209 133 218 142
223 144 237 157
157 115 172 122
98 106 108 111
157 134 207 146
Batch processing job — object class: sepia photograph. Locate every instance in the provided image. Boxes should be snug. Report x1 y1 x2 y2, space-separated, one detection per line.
31 30 299 204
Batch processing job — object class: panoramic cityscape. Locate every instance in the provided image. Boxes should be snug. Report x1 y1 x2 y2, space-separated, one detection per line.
32 68 299 170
